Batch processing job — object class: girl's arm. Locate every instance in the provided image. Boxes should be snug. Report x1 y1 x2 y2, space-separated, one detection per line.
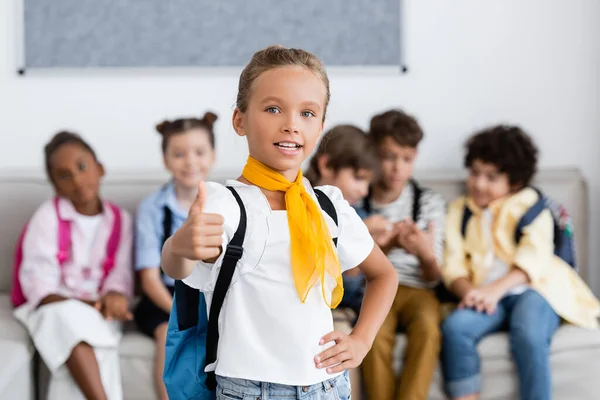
161 182 226 280
313 186 397 373
139 268 173 313
20 201 63 308
316 244 397 373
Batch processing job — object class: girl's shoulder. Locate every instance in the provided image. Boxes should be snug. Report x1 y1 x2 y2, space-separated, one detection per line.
29 198 60 224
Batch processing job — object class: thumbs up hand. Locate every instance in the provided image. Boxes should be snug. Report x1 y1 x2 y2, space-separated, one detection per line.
170 181 225 262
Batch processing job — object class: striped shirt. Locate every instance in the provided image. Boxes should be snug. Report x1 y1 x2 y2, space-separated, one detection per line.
371 183 446 288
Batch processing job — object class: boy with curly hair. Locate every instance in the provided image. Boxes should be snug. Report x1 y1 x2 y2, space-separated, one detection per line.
440 125 600 400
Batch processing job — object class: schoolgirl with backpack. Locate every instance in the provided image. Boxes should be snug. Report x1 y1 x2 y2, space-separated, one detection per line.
12 132 133 400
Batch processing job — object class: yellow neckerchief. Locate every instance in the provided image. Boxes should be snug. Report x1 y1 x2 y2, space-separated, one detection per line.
242 156 343 308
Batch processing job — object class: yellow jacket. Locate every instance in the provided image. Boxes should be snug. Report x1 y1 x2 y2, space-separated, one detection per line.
443 188 600 329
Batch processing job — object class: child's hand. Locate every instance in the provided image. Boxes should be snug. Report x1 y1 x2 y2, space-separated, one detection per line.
99 292 132 321
314 331 370 374
395 221 435 261
364 215 391 236
170 181 224 262
459 283 505 315
365 215 395 249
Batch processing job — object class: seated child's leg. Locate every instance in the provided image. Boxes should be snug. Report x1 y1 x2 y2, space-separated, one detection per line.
361 289 402 400
154 322 170 400
507 290 560 400
65 342 107 400
15 300 122 400
441 306 507 399
396 287 441 400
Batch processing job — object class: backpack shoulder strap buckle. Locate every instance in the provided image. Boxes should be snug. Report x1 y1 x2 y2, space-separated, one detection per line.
224 244 244 260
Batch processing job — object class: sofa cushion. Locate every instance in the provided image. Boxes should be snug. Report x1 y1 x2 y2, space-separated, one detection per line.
0 294 30 342
0 340 34 400
120 331 156 400
0 294 34 400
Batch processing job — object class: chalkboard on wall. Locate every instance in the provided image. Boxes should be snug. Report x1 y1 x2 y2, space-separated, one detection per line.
23 0 403 70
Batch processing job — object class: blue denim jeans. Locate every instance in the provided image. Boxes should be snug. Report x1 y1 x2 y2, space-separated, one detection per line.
441 289 560 400
216 371 351 400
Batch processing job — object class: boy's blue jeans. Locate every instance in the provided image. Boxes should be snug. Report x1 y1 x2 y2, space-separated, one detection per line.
441 289 560 400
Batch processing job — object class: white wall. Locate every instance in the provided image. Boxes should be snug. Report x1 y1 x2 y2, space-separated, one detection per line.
1 1 599 291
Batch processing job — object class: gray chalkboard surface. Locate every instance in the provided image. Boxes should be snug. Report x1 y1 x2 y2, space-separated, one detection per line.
23 0 402 69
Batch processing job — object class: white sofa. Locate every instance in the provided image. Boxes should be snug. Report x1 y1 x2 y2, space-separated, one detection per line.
0 168 599 400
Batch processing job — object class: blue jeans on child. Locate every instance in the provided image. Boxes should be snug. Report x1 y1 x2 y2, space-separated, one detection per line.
215 371 351 400
441 289 560 400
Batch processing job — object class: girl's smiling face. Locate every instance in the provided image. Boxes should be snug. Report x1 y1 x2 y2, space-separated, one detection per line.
232 66 327 181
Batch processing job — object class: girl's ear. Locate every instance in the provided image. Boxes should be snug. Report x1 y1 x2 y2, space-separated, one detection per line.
232 108 246 137
98 162 106 178
316 154 334 179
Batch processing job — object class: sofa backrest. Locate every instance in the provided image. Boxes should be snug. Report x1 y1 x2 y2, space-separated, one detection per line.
0 168 589 293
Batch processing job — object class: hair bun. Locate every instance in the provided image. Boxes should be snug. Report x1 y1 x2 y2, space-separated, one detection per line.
202 111 218 129
156 120 170 135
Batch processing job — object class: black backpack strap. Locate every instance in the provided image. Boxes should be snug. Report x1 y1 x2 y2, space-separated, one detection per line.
162 205 173 246
160 206 173 277
314 188 338 247
362 187 373 215
205 186 247 390
409 179 422 223
514 188 546 244
461 203 473 238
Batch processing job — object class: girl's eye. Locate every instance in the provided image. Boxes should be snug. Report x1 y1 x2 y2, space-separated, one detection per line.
174 152 185 158
78 162 87 171
196 150 205 157
266 107 280 114
301 111 315 118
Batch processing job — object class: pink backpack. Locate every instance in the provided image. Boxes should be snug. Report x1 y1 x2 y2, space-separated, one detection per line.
11 197 122 308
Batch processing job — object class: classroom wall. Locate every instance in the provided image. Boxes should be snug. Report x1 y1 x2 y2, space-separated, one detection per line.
1 0 599 292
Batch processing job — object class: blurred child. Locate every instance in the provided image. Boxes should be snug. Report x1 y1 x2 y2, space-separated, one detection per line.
361 109 446 400
441 125 600 400
134 112 217 400
13 131 133 400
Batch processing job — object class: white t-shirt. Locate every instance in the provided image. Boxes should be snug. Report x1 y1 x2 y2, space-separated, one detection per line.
74 213 103 265
183 179 374 386
71 213 103 294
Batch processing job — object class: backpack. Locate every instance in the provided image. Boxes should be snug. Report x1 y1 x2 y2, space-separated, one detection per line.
11 197 122 308
162 186 338 400
460 188 577 270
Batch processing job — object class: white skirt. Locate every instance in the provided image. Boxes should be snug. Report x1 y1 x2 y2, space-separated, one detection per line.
15 299 123 400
